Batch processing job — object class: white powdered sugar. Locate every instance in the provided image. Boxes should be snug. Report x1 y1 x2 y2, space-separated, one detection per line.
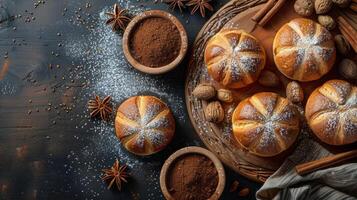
236 96 299 151
61 1 185 198
276 19 334 76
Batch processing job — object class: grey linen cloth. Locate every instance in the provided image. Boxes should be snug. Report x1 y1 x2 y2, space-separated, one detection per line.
256 138 357 200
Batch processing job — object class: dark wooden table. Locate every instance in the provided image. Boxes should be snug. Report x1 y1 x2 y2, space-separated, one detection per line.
0 0 261 199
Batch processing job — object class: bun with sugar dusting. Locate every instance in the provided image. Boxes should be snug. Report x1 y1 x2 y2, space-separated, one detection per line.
115 96 175 156
305 80 357 145
204 29 266 88
273 18 336 82
232 92 300 157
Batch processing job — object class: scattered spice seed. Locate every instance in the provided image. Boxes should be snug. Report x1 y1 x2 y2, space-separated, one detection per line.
238 188 250 197
229 180 239 192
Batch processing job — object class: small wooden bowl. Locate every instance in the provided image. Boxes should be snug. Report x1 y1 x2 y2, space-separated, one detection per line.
123 10 188 75
160 146 226 200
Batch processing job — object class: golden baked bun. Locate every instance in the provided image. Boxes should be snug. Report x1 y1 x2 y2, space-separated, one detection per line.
305 80 357 145
273 18 336 82
232 92 300 157
115 96 175 156
204 29 266 88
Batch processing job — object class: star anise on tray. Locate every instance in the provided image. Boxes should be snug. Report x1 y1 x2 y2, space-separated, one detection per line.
105 4 131 31
186 0 213 18
101 159 129 191
88 95 112 121
164 0 188 13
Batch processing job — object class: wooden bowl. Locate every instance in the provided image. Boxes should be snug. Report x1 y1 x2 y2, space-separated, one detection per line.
159 146 225 200
123 10 188 75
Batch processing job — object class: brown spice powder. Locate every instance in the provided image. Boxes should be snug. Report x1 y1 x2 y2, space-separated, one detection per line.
167 154 218 200
129 17 181 68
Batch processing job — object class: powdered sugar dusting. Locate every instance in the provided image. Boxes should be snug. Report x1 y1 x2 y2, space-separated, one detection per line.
208 31 264 86
275 19 335 79
61 1 185 198
234 95 299 155
311 81 357 144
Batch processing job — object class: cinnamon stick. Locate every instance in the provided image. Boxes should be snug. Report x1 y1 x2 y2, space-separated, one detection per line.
258 0 287 27
251 0 277 22
337 16 357 53
350 3 357 12
339 24 357 51
296 150 357 175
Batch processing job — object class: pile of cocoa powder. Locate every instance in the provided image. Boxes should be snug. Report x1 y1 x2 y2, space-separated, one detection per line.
129 17 181 68
167 154 218 200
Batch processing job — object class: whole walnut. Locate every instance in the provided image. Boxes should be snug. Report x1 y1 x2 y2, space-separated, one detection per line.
332 0 351 7
294 0 314 17
317 15 336 30
334 34 351 55
339 59 357 80
205 101 224 123
315 0 333 14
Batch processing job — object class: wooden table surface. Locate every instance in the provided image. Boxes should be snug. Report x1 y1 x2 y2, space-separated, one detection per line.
0 0 261 199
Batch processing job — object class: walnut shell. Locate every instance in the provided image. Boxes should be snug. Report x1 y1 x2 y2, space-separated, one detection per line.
332 0 351 7
286 81 304 103
317 15 336 30
217 89 233 103
205 101 224 123
258 70 280 87
339 59 357 80
294 0 314 16
315 0 333 14
192 83 216 100
334 34 351 55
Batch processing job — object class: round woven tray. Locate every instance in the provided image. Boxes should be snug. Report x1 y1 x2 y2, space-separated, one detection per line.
185 0 357 183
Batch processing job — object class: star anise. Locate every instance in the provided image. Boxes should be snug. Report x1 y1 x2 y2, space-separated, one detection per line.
186 0 214 18
164 0 188 13
88 95 112 121
105 4 131 31
101 159 129 191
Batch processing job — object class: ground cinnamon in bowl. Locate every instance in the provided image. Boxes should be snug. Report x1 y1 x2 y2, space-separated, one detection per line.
129 17 181 68
166 154 219 200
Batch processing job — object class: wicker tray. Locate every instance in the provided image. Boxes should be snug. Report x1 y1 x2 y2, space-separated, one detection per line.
185 0 357 183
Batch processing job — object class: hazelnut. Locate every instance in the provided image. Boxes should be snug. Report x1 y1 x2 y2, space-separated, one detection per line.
318 15 336 30
258 70 280 87
339 59 357 80
217 89 233 103
315 0 333 14
192 83 216 100
294 0 314 17
334 34 351 55
332 0 351 7
205 101 224 123
286 81 304 103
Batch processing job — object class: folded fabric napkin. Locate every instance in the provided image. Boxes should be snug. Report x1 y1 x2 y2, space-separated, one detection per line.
256 138 357 200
